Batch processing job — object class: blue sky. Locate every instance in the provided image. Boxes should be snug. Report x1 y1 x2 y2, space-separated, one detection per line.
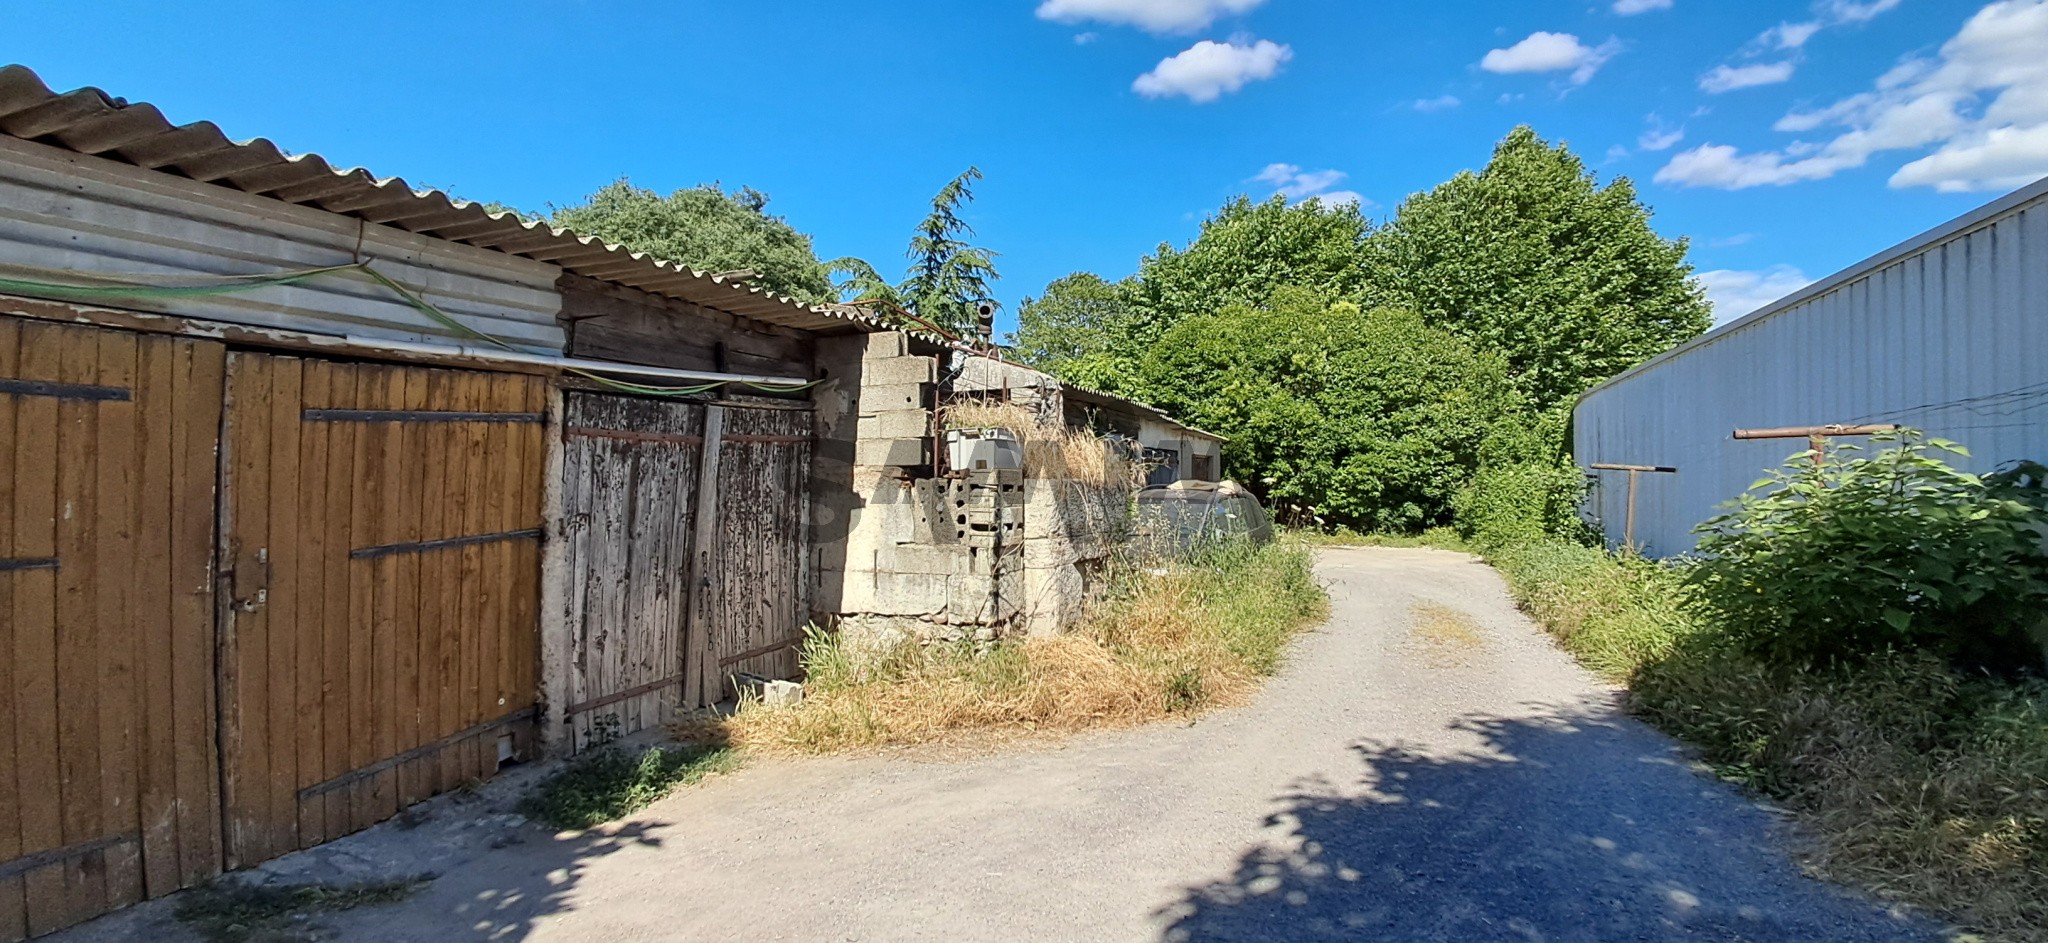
6 0 2043 333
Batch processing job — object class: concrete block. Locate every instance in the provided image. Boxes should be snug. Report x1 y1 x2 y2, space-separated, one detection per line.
867 356 938 386
855 438 931 466
873 571 950 616
860 408 931 439
882 544 971 576
864 382 929 411
861 331 910 361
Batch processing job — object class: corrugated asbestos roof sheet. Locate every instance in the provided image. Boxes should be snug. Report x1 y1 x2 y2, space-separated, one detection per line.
0 64 883 335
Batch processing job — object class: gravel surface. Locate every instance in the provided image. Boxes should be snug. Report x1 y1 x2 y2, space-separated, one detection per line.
54 547 1941 942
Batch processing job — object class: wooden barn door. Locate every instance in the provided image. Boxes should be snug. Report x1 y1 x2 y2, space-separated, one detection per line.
216 353 547 868
557 392 705 750
704 405 815 691
0 320 224 941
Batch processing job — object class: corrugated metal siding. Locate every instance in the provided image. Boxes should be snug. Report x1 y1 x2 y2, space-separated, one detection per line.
1575 183 2048 557
0 136 563 353
0 64 883 336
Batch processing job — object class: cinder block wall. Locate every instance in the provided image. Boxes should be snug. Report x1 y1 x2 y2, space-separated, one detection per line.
812 333 1134 652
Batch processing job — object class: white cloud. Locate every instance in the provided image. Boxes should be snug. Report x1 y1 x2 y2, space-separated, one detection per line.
1698 266 1813 324
1480 32 1621 85
1700 61 1797 93
1708 233 1758 247
1639 125 1685 151
1613 0 1673 14
1826 0 1904 23
1893 123 2048 191
1134 38 1292 102
1036 0 1264 34
1659 0 2048 193
1413 94 1462 112
1254 163 1370 209
1074 31 1100 44
1760 21 1824 49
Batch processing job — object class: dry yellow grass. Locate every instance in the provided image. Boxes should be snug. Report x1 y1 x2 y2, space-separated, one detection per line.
940 400 1132 486
1408 602 1487 668
715 542 1324 755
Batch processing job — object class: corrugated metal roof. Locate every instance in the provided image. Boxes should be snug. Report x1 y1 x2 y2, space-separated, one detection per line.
1062 382 1227 442
0 64 884 336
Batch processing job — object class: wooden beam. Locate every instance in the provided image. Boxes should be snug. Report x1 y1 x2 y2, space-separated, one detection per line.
682 406 725 707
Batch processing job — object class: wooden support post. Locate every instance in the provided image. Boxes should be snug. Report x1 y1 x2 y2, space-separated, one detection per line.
682 405 725 708
1588 463 1678 551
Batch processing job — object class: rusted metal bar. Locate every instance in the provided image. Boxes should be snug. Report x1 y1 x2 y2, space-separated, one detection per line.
1589 463 1677 473
1731 423 1899 440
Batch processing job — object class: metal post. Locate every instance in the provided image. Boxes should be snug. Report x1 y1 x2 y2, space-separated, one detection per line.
1588 463 1678 552
1732 424 1899 472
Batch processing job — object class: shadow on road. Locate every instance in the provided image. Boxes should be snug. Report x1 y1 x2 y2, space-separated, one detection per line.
1155 707 1933 943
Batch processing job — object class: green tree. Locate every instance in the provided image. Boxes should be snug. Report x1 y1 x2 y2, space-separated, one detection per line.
1130 195 1373 351
1009 272 1144 394
1367 126 1711 408
831 168 1000 335
551 179 835 304
1137 289 1514 532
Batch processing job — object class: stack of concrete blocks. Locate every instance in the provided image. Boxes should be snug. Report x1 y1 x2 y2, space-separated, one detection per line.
811 332 1138 655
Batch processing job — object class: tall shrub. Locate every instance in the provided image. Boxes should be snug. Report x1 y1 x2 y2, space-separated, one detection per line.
1686 433 2048 671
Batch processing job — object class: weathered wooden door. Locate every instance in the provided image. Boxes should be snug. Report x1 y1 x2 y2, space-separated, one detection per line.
706 405 815 688
0 320 224 941
557 396 814 744
557 392 705 750
216 353 547 867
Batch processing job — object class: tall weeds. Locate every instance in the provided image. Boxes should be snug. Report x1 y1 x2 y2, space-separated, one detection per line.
1491 539 2048 943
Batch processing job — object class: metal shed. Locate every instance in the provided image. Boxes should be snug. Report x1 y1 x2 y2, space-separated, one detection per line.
1574 175 2048 557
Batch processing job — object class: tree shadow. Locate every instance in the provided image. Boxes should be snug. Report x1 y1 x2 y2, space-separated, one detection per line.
1157 707 1937 942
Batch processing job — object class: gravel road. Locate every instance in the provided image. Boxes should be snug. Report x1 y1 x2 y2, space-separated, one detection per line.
63 547 1941 942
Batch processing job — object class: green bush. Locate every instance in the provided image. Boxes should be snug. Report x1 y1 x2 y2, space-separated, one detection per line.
1452 408 1594 549
521 743 738 830
1686 432 2048 672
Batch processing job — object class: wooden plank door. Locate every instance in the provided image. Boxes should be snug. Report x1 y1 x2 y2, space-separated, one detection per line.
0 319 224 942
703 405 815 691
217 353 547 869
557 392 704 751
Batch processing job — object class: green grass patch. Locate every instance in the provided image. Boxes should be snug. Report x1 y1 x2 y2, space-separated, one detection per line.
174 877 426 943
521 742 740 830
1489 538 2048 943
1289 526 1471 552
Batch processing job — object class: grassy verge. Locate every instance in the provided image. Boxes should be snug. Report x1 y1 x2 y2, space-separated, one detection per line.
174 877 426 943
521 742 740 831
1489 538 2048 943
725 540 1326 754
1290 526 1472 552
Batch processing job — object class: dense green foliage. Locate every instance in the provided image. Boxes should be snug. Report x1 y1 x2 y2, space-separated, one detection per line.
551 180 834 304
1489 538 2048 943
1130 194 1373 348
1451 408 1592 549
1687 433 2048 672
1138 291 1513 532
831 167 1000 334
1010 273 1143 394
1011 127 1706 534
1368 127 1712 409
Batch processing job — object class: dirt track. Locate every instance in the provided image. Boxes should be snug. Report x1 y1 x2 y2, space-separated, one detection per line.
58 547 1938 942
